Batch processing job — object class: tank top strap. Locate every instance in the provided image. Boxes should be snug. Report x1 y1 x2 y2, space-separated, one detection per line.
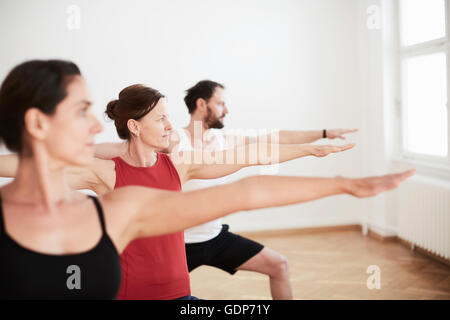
0 192 4 234
89 195 107 234
111 156 121 168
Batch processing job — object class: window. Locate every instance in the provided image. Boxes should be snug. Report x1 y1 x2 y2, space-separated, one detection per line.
398 0 449 164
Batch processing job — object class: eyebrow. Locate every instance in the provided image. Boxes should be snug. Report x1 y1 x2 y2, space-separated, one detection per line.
76 100 93 107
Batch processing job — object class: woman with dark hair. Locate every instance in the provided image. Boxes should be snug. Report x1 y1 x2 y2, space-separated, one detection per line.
0 59 414 300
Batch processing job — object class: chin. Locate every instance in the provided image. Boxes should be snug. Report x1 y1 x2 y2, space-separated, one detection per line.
68 151 95 166
160 139 170 148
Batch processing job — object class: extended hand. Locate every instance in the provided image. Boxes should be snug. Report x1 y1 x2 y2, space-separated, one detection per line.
309 143 355 157
326 128 358 140
343 169 416 198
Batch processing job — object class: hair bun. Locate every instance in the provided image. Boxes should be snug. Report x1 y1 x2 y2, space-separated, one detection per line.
105 99 119 120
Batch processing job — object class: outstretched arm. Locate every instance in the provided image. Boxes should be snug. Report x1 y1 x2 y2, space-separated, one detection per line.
94 142 128 160
0 153 114 194
225 128 359 147
173 142 355 183
0 154 19 177
106 168 415 253
65 158 116 194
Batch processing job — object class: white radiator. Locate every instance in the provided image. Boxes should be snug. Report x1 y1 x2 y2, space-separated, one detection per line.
397 175 450 260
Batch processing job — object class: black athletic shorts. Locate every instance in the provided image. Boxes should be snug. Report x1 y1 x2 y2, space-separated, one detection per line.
185 224 264 275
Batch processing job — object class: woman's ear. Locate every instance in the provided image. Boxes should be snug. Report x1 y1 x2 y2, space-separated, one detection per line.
127 119 140 137
23 107 51 141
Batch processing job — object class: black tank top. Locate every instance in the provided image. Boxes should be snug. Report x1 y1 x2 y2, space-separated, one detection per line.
0 195 122 300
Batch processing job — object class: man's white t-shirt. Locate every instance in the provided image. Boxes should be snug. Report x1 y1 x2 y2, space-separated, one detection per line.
177 128 228 244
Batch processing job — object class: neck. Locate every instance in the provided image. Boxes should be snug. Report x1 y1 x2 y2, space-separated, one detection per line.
186 115 209 135
124 138 158 167
3 153 73 213
185 117 209 147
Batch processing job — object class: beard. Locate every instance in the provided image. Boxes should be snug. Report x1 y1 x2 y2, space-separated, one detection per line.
204 106 225 129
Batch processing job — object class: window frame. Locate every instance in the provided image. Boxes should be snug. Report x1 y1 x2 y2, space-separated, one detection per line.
396 0 450 170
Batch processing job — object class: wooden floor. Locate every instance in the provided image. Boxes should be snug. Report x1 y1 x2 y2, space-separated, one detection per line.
189 229 450 300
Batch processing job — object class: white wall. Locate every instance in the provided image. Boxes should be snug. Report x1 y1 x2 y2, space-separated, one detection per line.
0 0 371 231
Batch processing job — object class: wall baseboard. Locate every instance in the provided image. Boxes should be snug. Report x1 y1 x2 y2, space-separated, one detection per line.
239 224 361 239
240 224 450 268
366 228 398 242
396 238 450 268
366 228 450 267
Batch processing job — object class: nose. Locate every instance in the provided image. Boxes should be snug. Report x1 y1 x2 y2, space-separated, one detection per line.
165 118 173 132
224 105 229 115
90 114 104 134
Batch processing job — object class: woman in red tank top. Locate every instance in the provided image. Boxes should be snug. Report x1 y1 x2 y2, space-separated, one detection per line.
112 153 188 299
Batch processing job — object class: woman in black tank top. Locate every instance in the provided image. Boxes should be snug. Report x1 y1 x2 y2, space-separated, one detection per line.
0 60 414 299
0 195 121 300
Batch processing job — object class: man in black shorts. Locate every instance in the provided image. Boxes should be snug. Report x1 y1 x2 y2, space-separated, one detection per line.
186 224 264 276
169 80 357 299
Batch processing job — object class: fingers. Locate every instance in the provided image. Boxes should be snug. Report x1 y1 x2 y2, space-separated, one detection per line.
387 169 415 181
333 128 358 134
329 129 358 139
319 143 355 155
336 143 355 152
381 169 415 191
353 168 415 198
399 168 416 180
338 129 358 134
315 143 355 157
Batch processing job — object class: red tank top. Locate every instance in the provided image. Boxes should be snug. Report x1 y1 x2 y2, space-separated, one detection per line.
112 153 189 300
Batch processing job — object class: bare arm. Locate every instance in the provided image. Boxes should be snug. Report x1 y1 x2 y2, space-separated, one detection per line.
94 142 128 160
104 168 415 253
0 154 19 177
65 158 116 194
0 153 114 194
172 142 355 182
225 128 359 147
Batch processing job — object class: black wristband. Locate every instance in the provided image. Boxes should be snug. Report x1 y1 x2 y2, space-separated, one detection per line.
323 129 327 138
